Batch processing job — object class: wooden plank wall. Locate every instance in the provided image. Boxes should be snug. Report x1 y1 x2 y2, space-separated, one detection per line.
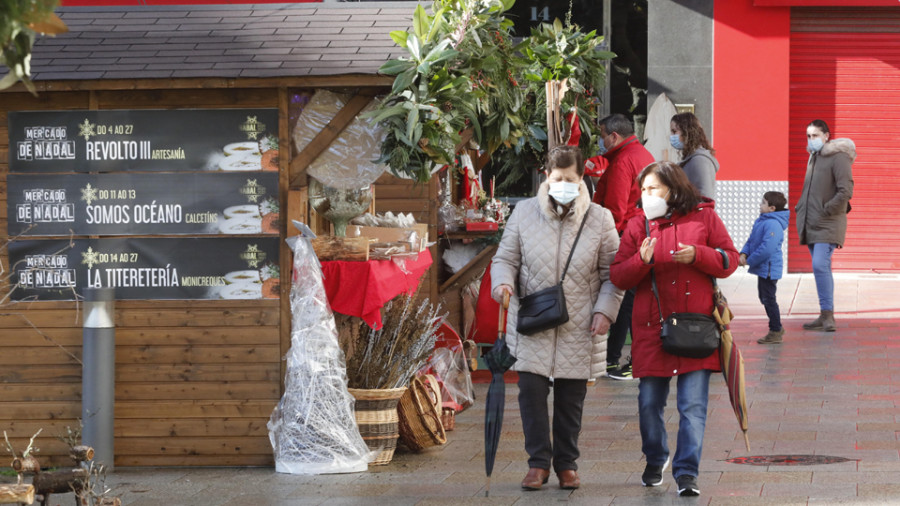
0 88 282 467
0 84 443 467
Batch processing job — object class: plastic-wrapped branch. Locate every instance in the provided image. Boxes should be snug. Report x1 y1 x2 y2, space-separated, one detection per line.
267 223 371 474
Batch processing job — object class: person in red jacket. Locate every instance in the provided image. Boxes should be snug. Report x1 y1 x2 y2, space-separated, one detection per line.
610 161 738 497
588 114 655 380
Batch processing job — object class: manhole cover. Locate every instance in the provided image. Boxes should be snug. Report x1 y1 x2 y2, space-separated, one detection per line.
726 455 858 466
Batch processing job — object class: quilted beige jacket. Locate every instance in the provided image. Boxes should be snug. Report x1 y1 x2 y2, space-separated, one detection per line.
491 181 623 380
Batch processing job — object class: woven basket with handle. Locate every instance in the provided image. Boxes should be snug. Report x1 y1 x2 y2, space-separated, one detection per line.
397 376 447 451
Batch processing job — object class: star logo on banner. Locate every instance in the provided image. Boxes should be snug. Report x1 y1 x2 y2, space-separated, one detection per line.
240 115 265 140
240 178 265 203
78 118 97 141
239 244 266 268
81 183 98 205
82 247 100 269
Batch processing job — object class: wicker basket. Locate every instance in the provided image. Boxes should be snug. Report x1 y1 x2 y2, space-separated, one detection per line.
397 377 447 451
420 374 442 409
348 386 407 466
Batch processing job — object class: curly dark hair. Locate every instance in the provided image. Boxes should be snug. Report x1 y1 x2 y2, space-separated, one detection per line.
638 161 701 215
671 112 715 158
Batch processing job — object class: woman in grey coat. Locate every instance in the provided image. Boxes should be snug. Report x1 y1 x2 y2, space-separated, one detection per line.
491 146 623 492
670 112 719 199
795 119 854 332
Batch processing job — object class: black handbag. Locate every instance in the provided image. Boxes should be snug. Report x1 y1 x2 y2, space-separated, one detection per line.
659 312 721 358
516 210 589 336
646 219 721 358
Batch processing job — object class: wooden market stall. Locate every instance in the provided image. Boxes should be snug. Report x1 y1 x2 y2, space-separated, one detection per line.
0 4 471 468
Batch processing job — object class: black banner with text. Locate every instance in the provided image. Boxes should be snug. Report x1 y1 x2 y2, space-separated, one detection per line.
8 237 281 301
8 109 279 173
7 172 279 236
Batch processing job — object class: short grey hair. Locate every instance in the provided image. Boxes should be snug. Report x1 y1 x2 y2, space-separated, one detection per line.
599 113 634 137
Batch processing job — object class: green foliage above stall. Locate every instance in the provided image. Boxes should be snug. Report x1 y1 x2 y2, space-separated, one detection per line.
369 0 614 185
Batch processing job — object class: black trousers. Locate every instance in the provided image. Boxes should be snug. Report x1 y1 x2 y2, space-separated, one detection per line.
517 371 588 472
607 289 635 365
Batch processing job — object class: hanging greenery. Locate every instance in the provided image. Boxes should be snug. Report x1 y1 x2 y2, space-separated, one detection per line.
1 0 67 94
368 0 614 186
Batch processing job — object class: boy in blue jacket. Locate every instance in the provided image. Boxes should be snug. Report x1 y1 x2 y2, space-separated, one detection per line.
740 191 790 344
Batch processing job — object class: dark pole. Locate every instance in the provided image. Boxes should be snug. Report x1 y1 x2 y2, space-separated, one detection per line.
82 287 115 471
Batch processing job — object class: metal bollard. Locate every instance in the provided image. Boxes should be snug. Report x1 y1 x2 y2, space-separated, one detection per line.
82 287 115 471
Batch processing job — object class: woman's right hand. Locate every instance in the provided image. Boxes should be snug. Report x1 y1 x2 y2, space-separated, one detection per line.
492 284 513 303
640 237 657 264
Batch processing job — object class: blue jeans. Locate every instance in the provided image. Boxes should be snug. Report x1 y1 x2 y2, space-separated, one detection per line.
638 369 711 479
808 243 837 311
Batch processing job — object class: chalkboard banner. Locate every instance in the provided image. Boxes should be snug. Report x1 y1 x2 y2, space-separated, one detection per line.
8 237 281 300
8 109 279 173
7 172 279 236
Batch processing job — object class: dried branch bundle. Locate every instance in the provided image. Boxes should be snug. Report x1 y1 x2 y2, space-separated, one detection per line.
345 294 444 390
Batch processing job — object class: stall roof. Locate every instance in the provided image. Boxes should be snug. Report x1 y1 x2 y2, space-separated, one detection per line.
30 3 417 81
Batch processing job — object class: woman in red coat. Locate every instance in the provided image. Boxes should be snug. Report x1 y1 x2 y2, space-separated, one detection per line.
610 161 738 497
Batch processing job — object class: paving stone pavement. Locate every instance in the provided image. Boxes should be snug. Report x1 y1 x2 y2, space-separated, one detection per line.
22 270 900 505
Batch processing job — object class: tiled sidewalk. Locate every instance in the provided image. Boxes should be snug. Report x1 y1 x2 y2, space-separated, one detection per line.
61 272 900 504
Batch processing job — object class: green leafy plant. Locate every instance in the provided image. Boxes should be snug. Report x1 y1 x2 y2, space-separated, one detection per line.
368 0 613 188
1 0 67 94
496 18 614 189
368 1 518 183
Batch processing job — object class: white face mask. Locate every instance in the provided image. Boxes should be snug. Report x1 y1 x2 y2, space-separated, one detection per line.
548 181 580 205
641 194 669 220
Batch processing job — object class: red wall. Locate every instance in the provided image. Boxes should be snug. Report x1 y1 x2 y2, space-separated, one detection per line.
713 0 790 182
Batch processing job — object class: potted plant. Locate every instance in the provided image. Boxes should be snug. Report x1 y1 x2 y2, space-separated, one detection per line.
343 293 444 465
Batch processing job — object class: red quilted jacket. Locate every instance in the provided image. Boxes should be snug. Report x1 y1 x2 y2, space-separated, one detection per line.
610 200 738 378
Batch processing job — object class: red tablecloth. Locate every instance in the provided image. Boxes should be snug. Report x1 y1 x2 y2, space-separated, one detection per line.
321 250 433 329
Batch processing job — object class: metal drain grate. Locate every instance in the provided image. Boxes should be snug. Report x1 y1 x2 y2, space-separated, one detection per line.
726 455 858 466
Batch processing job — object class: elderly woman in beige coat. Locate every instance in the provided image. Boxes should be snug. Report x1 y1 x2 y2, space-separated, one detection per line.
491 145 623 491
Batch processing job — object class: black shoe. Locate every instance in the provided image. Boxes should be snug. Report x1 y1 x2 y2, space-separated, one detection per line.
641 456 669 487
676 474 700 496
607 358 632 381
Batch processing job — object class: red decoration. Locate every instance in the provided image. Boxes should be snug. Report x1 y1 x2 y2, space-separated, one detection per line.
319 250 433 329
565 111 582 146
465 222 498 232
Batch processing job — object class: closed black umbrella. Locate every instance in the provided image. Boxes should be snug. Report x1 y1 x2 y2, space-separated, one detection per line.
484 292 516 497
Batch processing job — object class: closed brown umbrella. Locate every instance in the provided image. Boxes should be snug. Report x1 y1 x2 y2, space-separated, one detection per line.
713 285 750 451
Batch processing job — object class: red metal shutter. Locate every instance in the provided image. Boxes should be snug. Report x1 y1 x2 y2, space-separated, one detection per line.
789 7 900 271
